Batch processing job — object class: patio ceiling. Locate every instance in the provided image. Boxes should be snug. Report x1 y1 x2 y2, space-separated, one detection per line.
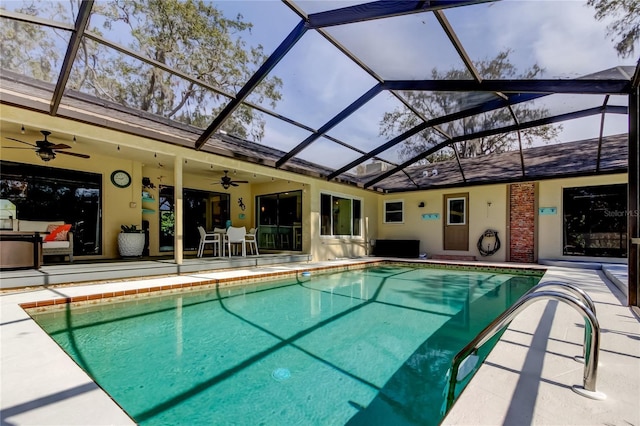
0 0 638 193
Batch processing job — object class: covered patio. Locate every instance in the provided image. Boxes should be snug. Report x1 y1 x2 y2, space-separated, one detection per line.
0 1 638 302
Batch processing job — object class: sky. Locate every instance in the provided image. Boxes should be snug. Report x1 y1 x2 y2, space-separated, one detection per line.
3 0 637 171
214 0 637 168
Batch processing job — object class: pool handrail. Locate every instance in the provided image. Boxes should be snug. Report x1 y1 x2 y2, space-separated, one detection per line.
525 281 596 363
443 289 605 416
526 280 596 317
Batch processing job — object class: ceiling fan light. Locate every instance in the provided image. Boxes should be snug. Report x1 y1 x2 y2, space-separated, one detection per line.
37 150 55 161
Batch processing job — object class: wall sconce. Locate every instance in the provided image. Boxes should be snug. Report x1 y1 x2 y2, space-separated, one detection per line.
418 202 425 208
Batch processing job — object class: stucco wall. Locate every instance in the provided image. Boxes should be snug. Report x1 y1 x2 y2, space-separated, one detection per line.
378 185 509 261
538 173 627 262
0 105 629 265
309 184 378 261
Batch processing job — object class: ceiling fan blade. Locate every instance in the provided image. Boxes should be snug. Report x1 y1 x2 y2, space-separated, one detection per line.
49 143 72 150
3 146 36 150
230 182 239 187
56 150 90 159
5 137 37 147
234 180 249 184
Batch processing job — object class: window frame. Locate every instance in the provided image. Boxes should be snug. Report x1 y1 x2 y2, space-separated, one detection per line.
562 184 627 258
320 191 363 238
446 196 467 226
383 199 404 224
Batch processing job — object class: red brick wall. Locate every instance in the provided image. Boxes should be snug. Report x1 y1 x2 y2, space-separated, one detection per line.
509 182 536 263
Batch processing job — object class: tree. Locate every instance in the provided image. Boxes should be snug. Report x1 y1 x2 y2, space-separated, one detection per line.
379 50 560 164
0 2 61 82
0 0 282 140
588 0 639 58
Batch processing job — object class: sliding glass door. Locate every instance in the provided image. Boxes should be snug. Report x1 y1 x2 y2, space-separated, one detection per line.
159 186 230 252
256 190 302 251
0 160 102 256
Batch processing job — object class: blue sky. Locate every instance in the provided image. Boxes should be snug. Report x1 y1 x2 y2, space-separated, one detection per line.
214 1 636 168
3 0 636 170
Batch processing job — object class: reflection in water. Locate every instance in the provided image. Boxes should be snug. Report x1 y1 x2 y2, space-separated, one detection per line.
175 297 182 358
32 267 540 426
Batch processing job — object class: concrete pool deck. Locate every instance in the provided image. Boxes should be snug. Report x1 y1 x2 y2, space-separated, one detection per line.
1 259 638 425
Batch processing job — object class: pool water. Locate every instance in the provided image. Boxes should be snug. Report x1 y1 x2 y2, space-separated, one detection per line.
31 265 539 425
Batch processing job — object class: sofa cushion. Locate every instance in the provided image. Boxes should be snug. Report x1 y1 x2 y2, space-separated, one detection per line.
44 224 71 242
18 220 64 233
42 241 71 249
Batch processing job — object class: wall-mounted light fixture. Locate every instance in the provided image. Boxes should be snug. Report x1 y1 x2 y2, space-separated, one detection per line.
418 202 425 208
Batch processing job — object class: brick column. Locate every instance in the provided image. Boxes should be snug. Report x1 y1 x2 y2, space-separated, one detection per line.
509 182 536 263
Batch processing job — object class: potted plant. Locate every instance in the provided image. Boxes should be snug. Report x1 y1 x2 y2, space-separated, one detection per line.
118 224 145 257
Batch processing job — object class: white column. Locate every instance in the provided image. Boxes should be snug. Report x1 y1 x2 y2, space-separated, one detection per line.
174 155 183 265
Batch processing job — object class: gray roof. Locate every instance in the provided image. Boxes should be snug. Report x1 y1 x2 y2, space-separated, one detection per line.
370 133 627 192
0 1 637 193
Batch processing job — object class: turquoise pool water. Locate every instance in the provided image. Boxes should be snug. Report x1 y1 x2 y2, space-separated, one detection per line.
31 265 539 425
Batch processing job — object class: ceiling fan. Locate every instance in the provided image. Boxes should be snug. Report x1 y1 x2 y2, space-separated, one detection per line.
5 130 90 162
213 170 248 190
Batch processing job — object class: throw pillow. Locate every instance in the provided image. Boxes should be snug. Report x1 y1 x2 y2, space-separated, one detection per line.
44 224 71 242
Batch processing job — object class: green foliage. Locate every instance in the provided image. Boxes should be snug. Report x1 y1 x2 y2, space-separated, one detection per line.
588 0 639 58
1 0 282 141
160 211 175 238
121 224 142 233
379 50 561 164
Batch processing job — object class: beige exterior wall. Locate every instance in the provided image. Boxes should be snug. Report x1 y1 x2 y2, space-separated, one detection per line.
378 185 508 261
309 184 378 261
1 129 145 259
538 173 627 263
0 106 379 261
0 105 629 265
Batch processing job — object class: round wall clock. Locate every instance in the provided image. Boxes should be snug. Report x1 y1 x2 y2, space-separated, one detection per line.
110 170 132 188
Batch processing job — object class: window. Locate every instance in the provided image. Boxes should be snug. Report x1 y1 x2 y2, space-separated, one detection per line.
563 184 627 258
384 200 404 223
320 193 362 237
0 160 102 256
447 197 466 225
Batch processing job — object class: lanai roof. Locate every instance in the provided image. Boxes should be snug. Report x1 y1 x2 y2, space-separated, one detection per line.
0 1 638 192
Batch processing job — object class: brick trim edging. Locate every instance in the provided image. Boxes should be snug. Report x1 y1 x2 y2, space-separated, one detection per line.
19 259 545 311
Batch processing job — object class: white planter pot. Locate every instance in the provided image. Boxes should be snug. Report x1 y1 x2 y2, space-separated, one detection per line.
118 233 145 257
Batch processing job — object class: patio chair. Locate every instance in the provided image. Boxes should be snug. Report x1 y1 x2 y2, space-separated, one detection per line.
245 227 259 255
226 226 247 257
197 226 221 257
214 227 227 256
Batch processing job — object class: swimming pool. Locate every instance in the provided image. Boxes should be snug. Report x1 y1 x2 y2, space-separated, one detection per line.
30 264 540 425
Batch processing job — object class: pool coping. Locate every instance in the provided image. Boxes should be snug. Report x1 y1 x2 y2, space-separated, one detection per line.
17 259 546 313
4 259 636 426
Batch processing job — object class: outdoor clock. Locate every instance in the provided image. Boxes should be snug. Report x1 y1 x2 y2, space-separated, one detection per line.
110 170 132 188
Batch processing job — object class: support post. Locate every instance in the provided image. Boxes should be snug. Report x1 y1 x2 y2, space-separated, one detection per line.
629 88 639 307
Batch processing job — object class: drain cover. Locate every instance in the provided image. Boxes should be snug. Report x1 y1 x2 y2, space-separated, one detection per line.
272 368 291 381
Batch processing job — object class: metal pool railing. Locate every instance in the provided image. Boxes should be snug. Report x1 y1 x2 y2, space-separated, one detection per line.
443 282 606 416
